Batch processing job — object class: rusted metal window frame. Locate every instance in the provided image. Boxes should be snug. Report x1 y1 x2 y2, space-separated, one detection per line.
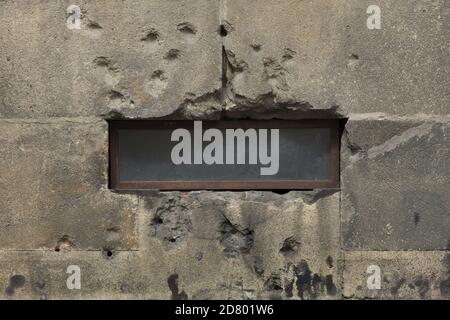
109 120 340 191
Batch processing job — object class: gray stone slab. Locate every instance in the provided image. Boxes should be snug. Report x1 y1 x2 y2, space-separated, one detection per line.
342 119 450 250
0 121 138 250
0 0 222 118
223 0 449 116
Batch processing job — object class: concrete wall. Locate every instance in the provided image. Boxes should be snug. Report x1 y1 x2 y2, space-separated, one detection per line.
0 0 448 299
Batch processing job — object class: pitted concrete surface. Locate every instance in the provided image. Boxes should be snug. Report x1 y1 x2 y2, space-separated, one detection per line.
0 0 448 299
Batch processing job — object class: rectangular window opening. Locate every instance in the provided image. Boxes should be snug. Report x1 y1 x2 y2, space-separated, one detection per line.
108 120 340 191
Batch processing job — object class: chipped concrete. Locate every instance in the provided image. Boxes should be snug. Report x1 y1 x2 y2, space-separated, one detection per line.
0 0 449 300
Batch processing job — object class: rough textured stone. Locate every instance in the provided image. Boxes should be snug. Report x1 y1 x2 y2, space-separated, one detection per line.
0 0 449 300
223 0 449 116
0 0 221 119
0 191 340 300
342 117 450 250
140 191 341 300
0 120 138 250
343 251 450 299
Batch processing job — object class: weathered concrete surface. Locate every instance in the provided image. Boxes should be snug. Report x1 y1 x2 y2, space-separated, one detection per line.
0 120 138 250
1 191 340 299
341 117 450 250
223 0 449 116
0 0 449 300
0 0 221 119
142 191 341 300
343 251 450 299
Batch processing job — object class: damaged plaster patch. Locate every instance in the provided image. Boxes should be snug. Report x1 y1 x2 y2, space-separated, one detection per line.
55 235 74 252
262 57 289 91
144 70 168 98
163 90 222 119
219 217 254 258
225 49 248 73
150 195 192 247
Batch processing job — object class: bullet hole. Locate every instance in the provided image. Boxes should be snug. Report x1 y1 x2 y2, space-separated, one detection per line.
102 248 114 259
6 56 10 62
177 22 197 35
219 21 233 37
347 54 361 70
282 48 296 61
219 24 228 37
250 44 261 52
5 275 26 296
326 256 334 268
109 90 125 100
151 69 165 79
151 196 193 247
54 235 74 252
164 49 180 61
167 274 188 300
87 20 102 29
141 28 160 42
94 56 114 68
280 236 300 255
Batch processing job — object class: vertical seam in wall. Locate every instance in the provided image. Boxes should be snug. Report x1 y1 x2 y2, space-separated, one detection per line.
219 0 227 108
339 155 345 298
